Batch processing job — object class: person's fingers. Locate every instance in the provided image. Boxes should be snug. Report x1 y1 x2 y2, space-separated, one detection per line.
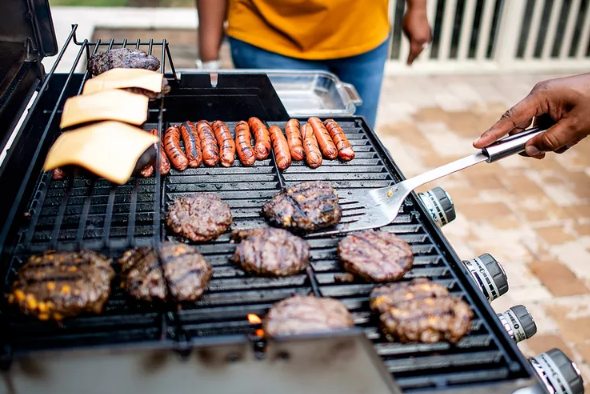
407 40 425 65
473 94 542 148
524 118 576 155
519 151 546 159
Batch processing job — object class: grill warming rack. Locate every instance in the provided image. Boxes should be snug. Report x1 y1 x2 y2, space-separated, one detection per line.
0 25 536 392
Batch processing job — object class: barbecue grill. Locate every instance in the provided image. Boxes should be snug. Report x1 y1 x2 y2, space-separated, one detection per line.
0 3 555 394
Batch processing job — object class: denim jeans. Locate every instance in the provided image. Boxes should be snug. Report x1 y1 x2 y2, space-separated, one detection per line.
229 37 389 129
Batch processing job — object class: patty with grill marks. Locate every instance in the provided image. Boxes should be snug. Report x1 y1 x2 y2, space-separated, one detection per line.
119 242 212 302
231 228 309 276
263 296 355 336
263 181 342 231
167 193 232 242
338 231 413 282
88 48 160 76
9 250 114 321
370 278 472 343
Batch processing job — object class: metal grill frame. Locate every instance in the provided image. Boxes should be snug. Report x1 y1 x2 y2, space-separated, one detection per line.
0 25 541 393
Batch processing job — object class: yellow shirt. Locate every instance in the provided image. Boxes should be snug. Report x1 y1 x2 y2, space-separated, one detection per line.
226 0 390 60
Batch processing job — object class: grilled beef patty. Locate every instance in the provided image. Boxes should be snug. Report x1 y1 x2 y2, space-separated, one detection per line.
9 250 114 321
166 193 232 242
263 296 354 336
120 242 212 302
370 278 472 343
88 48 160 76
263 181 342 231
231 228 310 276
338 231 413 282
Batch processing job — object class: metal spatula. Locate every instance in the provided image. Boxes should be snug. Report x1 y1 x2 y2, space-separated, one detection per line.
312 127 545 236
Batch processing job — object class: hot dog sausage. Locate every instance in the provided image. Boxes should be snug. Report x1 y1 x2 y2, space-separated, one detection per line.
196 120 220 166
140 163 154 177
164 125 188 171
235 121 256 166
248 117 271 160
285 119 304 161
308 117 338 159
212 121 236 167
52 167 66 180
179 121 203 167
301 123 322 169
150 128 171 175
324 119 355 161
269 125 291 170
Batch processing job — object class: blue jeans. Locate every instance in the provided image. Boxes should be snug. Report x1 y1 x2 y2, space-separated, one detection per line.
229 37 389 128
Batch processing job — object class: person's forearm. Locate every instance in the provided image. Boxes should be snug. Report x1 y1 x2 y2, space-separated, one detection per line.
406 0 427 12
197 0 228 61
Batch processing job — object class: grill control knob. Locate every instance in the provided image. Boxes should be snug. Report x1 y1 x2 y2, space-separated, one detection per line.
418 187 456 228
497 305 537 343
530 349 584 394
462 253 509 302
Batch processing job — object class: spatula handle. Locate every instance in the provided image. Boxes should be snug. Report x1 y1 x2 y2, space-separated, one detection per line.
482 127 545 163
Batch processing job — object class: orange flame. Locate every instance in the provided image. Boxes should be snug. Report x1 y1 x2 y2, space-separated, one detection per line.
247 314 261 324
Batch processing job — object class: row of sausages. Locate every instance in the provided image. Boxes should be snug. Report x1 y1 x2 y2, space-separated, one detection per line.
145 117 355 175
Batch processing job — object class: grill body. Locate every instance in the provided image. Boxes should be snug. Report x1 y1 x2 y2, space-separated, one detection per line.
0 27 542 394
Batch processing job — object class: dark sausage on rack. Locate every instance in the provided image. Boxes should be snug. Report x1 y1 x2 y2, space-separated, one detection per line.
150 128 171 175
179 121 203 168
164 125 188 171
324 119 355 161
248 117 272 160
269 125 291 170
52 167 66 180
140 163 154 178
235 121 256 166
212 121 236 167
301 123 322 169
196 120 220 167
308 117 338 159
285 119 304 161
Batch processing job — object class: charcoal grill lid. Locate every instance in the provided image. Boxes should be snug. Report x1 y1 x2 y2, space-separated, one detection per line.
0 0 57 153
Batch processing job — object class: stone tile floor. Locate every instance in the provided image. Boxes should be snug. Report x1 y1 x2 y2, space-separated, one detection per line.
375 73 590 390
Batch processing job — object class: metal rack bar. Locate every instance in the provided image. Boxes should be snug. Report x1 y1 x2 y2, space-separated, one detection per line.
75 178 97 248
49 175 75 249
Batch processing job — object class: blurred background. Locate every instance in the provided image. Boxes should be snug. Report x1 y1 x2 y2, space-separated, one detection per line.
49 0 590 74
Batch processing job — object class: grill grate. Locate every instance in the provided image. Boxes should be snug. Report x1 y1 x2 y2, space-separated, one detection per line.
0 25 532 393
2 117 527 391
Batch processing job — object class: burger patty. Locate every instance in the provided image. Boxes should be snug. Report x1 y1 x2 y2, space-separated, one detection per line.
370 277 449 314
263 181 342 231
338 231 413 282
370 278 472 343
119 242 212 302
231 228 310 276
88 48 160 76
166 193 232 242
263 296 355 336
9 250 114 321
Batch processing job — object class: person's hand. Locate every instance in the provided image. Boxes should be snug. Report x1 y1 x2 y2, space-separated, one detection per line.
402 6 431 65
473 73 590 159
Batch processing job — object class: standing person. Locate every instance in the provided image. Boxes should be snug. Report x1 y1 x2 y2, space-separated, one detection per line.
196 0 431 128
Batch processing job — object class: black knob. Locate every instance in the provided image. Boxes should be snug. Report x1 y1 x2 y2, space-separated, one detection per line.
430 187 456 223
531 349 584 394
418 187 456 227
463 253 509 301
497 305 537 342
510 305 537 339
